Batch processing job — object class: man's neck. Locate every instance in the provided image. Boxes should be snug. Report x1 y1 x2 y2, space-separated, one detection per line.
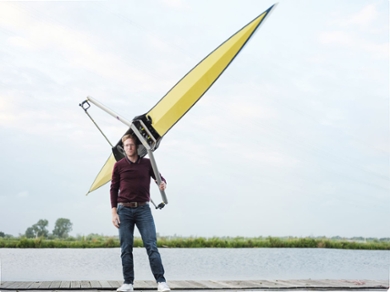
127 154 138 163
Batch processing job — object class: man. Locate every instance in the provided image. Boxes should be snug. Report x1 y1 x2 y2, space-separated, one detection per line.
110 134 170 292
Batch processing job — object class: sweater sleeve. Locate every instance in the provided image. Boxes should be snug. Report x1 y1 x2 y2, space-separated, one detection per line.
149 161 167 184
110 162 120 208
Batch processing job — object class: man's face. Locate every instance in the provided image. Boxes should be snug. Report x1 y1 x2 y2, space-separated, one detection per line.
124 138 137 157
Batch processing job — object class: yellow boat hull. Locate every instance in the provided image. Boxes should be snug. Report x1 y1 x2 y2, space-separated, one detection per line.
86 4 277 194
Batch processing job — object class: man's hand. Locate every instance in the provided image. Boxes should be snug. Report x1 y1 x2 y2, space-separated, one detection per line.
159 181 166 191
112 207 120 228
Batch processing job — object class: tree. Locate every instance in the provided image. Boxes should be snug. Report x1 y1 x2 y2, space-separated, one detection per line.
25 227 35 238
34 219 49 237
0 231 5 237
24 219 49 238
52 218 73 238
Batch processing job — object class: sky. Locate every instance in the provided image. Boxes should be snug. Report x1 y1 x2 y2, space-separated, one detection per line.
0 0 388 239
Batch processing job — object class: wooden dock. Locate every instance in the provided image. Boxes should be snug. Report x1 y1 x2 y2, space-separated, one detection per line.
0 279 388 291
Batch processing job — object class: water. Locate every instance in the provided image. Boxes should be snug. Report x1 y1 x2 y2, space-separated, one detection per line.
0 248 388 281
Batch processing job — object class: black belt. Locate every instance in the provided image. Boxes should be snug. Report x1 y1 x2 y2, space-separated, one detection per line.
119 202 148 208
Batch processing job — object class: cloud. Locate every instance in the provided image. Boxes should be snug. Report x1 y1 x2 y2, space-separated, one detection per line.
319 30 388 59
320 3 388 59
7 35 33 49
161 0 190 10
319 30 353 46
243 150 300 168
226 102 278 120
333 4 379 28
0 94 73 133
0 97 14 125
0 3 152 87
17 191 29 198
0 2 26 30
0 2 175 142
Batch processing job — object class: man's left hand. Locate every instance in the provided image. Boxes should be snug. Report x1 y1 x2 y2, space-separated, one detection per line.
159 181 166 191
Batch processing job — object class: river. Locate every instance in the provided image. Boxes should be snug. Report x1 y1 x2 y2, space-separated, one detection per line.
0 248 388 281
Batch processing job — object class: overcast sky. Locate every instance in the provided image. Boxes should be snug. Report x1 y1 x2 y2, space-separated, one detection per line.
0 0 388 239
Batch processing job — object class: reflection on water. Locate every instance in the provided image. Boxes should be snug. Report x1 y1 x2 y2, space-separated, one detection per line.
0 248 388 281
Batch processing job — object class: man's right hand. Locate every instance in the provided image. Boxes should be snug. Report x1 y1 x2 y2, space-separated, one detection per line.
112 207 120 228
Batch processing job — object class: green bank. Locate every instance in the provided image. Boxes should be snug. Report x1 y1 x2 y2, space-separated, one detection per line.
0 236 389 250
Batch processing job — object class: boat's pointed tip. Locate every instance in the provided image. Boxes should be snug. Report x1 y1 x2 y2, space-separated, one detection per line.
261 3 278 21
268 3 279 11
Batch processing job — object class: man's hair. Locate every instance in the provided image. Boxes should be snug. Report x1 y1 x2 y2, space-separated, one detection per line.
122 134 138 145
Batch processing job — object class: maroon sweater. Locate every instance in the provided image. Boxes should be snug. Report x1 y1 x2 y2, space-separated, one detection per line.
110 156 166 208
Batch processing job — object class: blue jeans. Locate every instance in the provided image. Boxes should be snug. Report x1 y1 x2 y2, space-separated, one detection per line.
117 204 166 284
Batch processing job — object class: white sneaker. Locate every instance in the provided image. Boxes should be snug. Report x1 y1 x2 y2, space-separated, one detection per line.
157 282 170 292
117 283 134 292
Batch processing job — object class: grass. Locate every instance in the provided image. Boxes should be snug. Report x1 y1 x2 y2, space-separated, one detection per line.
156 236 390 249
0 236 389 249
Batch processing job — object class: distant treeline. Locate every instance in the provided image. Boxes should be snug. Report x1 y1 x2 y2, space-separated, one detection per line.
0 218 73 239
0 234 389 250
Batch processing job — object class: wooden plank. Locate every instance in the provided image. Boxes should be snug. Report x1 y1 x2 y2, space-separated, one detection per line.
60 281 71 288
264 280 288 288
211 280 241 289
165 281 180 289
38 281 52 289
369 279 389 288
71 281 81 288
89 280 101 288
168 280 202 289
191 280 227 289
224 280 267 289
210 281 244 289
319 279 346 287
316 279 379 289
248 280 274 288
278 280 308 289
249 280 286 288
108 280 121 288
28 281 43 289
301 279 331 287
80 281 91 289
134 280 156 289
7 281 26 289
271 280 300 287
49 281 61 289
326 279 356 287
344 279 368 286
6 281 20 289
208 280 237 289
343 279 388 288
99 280 113 289
0 281 17 289
185 280 211 289
262 280 288 288
19 281 35 289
